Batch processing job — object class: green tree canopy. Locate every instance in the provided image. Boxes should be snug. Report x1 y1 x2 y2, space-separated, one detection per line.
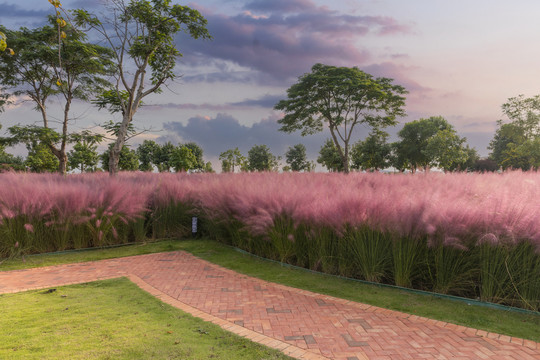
184 142 205 170
394 116 453 172
317 139 344 172
275 63 407 173
219 147 245 173
154 141 176 172
489 95 540 170
74 0 211 175
68 139 100 173
285 144 313 172
26 143 59 172
423 128 470 172
0 18 113 174
101 144 139 172
247 145 279 172
136 139 160 171
170 145 197 172
351 129 391 171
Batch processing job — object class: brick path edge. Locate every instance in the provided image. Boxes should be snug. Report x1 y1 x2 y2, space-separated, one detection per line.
128 274 336 360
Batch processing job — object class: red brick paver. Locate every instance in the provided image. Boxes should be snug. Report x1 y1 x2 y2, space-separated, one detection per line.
1 251 539 360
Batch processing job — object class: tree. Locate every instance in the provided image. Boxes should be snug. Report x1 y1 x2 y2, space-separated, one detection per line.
0 124 24 171
500 94 540 138
219 148 245 173
101 144 139 171
247 145 279 172
68 140 100 172
184 142 205 170
489 122 526 168
26 143 59 172
489 95 540 170
351 129 391 171
170 145 197 172
423 129 470 172
136 139 160 171
0 86 10 114
317 139 344 172
285 144 313 172
275 63 407 173
75 0 211 175
203 161 214 173
0 19 113 174
394 116 453 172
154 142 176 172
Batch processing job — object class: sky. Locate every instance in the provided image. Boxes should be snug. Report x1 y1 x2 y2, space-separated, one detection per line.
1 0 540 170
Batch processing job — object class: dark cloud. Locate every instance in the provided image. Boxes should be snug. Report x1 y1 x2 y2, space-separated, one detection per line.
145 94 284 111
160 113 346 160
0 3 49 27
179 1 412 82
229 94 284 108
0 3 48 18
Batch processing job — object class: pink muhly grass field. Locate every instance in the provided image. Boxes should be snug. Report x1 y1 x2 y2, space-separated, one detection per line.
0 171 539 252
1 171 539 309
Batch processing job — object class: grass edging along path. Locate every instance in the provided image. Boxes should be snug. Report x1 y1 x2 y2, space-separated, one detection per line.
2 238 539 343
0 278 292 360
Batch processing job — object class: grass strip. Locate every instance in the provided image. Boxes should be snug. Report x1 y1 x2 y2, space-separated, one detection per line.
0 278 292 360
2 238 539 342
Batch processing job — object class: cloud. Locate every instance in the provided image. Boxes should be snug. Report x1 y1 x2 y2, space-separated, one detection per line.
146 94 284 111
160 113 338 160
180 0 412 82
0 3 48 18
229 94 284 107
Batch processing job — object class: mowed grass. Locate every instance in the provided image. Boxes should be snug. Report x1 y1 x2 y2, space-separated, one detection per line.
2 238 539 343
0 278 292 360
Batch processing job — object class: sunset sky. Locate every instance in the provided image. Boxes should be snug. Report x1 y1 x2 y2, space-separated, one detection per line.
1 0 540 169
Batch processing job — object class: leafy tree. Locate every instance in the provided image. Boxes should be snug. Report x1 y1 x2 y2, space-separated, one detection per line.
154 142 176 172
388 142 409 172
26 143 59 172
500 95 540 138
0 124 24 171
351 130 391 171
424 129 470 172
395 116 453 172
0 19 113 174
457 146 480 172
247 145 279 172
489 95 540 170
285 144 313 172
219 148 245 173
0 86 10 114
136 139 160 171
498 138 540 170
317 139 344 172
184 142 205 170
170 145 197 172
75 0 211 175
101 144 139 172
68 141 100 172
489 122 526 168
203 161 214 173
275 63 407 173
0 152 25 172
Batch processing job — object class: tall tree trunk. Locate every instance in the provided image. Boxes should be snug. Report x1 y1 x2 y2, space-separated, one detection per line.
108 114 130 176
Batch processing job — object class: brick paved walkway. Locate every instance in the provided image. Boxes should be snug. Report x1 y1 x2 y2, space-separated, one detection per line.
1 251 539 360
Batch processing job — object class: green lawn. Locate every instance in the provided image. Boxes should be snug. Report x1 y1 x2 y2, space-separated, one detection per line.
2 238 539 343
0 278 292 360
